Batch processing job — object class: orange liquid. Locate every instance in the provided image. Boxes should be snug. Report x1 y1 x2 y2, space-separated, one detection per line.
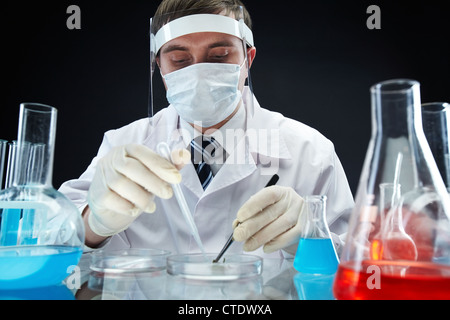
333 260 450 300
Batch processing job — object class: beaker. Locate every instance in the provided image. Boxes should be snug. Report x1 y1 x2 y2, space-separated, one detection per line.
422 102 450 190
333 80 450 300
293 196 339 275
0 103 85 290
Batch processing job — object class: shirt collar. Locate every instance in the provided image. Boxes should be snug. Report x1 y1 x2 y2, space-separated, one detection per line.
179 103 246 154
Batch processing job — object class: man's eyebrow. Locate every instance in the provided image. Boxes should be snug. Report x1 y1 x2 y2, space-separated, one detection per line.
161 40 235 54
208 40 235 49
161 44 188 54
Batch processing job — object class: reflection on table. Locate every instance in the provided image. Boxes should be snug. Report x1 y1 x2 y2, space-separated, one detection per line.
0 253 337 300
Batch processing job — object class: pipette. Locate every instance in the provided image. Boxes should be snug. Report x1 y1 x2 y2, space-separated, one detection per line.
156 142 207 258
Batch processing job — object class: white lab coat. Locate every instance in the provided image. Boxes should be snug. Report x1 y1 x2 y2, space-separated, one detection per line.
59 93 354 258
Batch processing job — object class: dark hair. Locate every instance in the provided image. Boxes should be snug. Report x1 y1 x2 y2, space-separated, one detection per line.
152 0 252 34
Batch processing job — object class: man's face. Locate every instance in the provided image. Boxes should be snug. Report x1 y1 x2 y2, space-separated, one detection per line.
157 32 254 92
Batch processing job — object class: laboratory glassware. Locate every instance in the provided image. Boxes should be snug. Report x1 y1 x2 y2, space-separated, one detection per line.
294 272 335 300
333 80 450 300
0 103 85 290
293 195 339 274
157 142 206 257
167 253 262 281
422 102 450 190
89 249 170 300
90 249 170 274
0 140 7 189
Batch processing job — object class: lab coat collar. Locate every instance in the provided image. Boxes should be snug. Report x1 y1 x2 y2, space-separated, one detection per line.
146 88 292 161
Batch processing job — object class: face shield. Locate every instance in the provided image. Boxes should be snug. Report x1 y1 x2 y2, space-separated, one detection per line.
149 6 255 129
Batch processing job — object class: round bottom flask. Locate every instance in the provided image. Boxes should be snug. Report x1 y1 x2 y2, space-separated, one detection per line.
0 103 85 290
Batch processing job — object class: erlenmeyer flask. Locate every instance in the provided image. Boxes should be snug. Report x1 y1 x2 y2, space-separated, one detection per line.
422 102 450 190
293 196 339 274
333 79 450 300
0 103 85 290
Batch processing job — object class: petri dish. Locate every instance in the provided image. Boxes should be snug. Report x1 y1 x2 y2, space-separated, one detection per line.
167 253 263 281
90 248 171 274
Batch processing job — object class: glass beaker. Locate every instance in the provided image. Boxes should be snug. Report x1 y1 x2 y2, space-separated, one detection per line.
0 103 85 290
293 196 339 275
422 102 450 190
333 80 450 300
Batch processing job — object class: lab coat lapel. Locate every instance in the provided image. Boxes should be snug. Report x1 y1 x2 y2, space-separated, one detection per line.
203 136 257 196
180 164 204 199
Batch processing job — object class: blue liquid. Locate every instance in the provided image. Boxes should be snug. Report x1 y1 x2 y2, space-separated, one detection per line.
293 238 339 274
0 209 21 246
0 284 75 300
293 272 335 300
0 245 82 290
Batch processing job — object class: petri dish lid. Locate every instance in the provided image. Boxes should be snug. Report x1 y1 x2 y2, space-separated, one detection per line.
167 253 263 281
90 248 171 274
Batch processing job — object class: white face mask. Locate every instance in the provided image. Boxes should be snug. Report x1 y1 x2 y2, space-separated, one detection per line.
163 62 243 127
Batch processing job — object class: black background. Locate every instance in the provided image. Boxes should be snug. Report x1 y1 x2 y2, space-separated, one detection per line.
1 0 449 195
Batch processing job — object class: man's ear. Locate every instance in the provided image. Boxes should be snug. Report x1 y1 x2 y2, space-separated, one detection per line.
246 46 256 68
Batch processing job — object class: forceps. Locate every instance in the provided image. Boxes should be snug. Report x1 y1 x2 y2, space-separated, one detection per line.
212 174 279 263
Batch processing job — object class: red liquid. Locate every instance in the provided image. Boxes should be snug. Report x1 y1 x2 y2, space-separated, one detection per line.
333 260 450 300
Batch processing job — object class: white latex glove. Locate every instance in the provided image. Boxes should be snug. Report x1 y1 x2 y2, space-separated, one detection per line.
233 186 305 255
87 144 190 237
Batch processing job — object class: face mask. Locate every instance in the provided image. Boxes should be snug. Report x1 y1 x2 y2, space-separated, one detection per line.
163 62 243 127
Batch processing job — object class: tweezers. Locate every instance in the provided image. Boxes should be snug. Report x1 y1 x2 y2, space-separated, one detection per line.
212 174 279 263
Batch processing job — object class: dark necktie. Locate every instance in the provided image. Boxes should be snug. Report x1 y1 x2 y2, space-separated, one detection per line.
190 136 220 190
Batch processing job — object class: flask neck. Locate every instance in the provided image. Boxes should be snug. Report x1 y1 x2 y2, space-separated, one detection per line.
11 103 57 188
302 195 330 238
371 80 423 139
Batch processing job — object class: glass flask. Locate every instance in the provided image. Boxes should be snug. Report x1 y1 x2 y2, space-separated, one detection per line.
293 196 339 275
0 103 85 290
333 80 450 300
0 139 7 188
422 102 450 190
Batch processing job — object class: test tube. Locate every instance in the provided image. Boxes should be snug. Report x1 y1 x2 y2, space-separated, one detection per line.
0 141 42 246
0 140 7 189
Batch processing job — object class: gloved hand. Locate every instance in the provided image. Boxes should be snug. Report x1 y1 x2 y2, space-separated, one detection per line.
87 144 190 237
232 186 305 255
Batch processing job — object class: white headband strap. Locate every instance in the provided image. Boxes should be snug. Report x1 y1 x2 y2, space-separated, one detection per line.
153 14 254 54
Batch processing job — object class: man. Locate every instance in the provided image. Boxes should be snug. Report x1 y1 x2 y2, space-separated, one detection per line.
60 0 354 258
